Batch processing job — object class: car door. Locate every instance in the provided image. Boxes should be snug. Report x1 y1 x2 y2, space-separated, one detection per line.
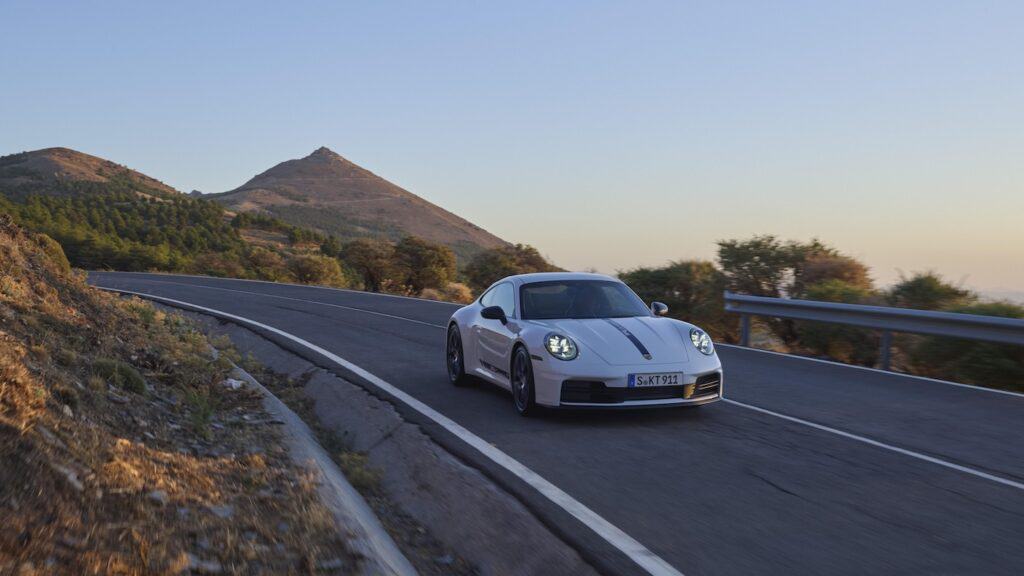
475 282 517 387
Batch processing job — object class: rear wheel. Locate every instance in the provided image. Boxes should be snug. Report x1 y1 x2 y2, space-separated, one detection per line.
511 346 537 416
446 325 470 386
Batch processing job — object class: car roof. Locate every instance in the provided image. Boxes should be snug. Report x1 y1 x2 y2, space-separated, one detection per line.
503 272 621 286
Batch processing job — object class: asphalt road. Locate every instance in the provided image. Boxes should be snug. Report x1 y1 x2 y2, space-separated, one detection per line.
90 272 1024 576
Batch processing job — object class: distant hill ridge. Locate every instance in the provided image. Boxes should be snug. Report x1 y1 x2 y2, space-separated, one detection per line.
209 147 509 261
0 147 178 198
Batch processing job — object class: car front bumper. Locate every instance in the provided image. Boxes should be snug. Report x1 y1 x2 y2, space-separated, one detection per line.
530 353 723 408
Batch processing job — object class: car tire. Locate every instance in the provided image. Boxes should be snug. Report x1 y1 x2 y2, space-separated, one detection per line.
511 346 537 416
446 324 471 387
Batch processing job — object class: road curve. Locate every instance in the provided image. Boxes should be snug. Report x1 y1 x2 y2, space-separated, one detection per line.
90 272 1024 576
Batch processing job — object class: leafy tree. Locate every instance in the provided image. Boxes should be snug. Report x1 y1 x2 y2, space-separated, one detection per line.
618 260 735 341
340 238 398 291
717 235 838 298
247 247 290 281
320 235 342 258
463 243 560 292
888 271 974 310
287 254 348 287
795 254 872 296
393 236 456 292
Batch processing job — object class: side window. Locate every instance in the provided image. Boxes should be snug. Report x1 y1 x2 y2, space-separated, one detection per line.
480 286 497 308
481 283 515 318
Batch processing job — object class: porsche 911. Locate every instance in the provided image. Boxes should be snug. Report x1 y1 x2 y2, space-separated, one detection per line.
445 272 723 415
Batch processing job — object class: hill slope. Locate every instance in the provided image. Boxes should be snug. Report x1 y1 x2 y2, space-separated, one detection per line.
0 147 178 199
0 215 356 572
209 147 508 261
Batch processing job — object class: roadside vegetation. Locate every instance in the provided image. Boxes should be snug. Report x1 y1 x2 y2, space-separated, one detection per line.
0 216 357 573
621 234 1024 391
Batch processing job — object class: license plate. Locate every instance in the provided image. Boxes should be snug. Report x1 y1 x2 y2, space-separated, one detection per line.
629 372 683 387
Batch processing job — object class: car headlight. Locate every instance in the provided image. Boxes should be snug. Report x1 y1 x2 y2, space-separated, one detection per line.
545 333 578 360
689 328 714 355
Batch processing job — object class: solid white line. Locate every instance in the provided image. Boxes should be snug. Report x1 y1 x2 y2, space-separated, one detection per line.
100 287 685 576
717 344 1024 399
91 270 463 307
723 398 1024 492
116 278 447 329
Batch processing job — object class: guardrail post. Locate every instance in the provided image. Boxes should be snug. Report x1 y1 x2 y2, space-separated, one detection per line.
879 330 892 371
740 314 750 347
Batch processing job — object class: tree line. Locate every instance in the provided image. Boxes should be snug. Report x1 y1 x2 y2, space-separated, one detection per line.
619 235 1022 391
0 186 562 304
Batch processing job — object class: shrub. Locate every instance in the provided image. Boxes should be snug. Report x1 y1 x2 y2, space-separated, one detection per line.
393 236 457 292
796 254 872 294
618 260 735 341
341 238 399 292
795 280 879 365
54 348 77 366
463 243 560 292
190 252 248 278
441 282 474 304
92 358 146 393
904 301 1024 391
888 271 974 310
247 247 290 282
287 254 348 287
35 233 71 275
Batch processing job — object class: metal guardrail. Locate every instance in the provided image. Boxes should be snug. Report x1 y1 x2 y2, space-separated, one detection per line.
723 291 1024 370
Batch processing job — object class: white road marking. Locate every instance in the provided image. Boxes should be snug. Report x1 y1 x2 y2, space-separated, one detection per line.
717 343 1024 399
99 287 685 576
723 399 1024 492
92 270 462 307
121 278 447 329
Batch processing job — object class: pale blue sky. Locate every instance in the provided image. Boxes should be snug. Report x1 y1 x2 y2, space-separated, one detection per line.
2 1 1022 293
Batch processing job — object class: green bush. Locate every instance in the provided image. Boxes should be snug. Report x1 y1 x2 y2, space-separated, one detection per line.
618 260 735 341
92 358 146 394
393 236 457 292
905 302 1024 391
795 280 880 365
35 233 71 275
287 254 349 286
888 271 974 310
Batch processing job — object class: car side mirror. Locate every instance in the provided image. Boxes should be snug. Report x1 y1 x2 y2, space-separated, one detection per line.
481 305 508 324
651 302 669 316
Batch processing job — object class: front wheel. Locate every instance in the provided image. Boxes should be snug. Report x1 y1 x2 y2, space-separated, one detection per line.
446 325 471 386
511 346 537 416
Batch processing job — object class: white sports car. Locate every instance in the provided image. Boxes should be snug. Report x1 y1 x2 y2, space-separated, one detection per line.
445 272 723 415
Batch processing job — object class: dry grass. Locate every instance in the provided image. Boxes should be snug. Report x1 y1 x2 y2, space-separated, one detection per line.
0 216 357 574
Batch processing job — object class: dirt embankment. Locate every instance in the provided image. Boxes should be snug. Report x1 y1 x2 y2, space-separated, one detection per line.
0 216 358 575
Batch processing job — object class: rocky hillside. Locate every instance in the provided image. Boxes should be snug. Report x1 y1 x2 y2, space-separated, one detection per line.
209 147 508 261
0 216 356 573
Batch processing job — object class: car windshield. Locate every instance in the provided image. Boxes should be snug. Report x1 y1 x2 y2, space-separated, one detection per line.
520 280 651 320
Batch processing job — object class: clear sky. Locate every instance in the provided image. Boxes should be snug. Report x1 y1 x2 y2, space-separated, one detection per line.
2 1 1022 294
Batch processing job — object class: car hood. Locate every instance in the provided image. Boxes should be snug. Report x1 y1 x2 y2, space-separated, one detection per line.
526 317 693 366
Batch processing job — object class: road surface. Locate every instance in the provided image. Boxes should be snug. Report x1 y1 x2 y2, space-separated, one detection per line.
90 272 1024 576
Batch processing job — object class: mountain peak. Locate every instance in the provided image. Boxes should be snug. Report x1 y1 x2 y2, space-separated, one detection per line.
213 149 509 261
309 146 341 159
